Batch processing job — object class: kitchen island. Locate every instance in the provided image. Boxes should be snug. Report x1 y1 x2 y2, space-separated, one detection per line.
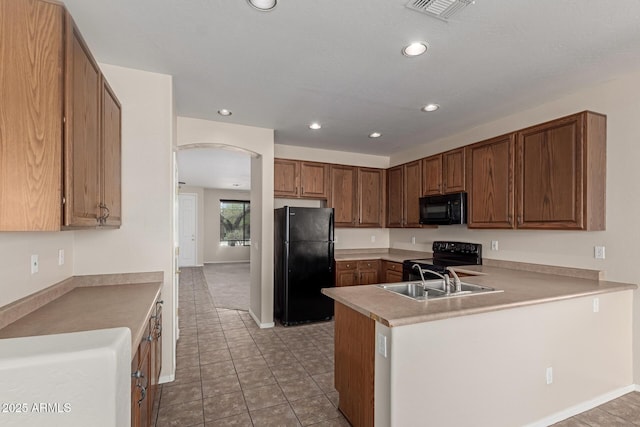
322 265 636 427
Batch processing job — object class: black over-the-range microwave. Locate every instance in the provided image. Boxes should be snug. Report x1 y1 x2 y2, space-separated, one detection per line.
419 192 467 225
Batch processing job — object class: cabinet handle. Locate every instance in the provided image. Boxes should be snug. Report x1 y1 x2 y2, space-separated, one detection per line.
98 203 110 225
517 215 522 225
508 214 513 225
443 182 447 192
137 384 147 405
302 186 304 194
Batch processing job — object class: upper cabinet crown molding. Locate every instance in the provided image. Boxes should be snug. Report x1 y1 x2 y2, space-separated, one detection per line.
0 0 122 231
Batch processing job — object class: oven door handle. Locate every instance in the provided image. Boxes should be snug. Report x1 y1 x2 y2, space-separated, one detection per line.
447 201 453 224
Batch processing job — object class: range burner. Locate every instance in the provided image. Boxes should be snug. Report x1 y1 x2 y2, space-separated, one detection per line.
402 241 482 280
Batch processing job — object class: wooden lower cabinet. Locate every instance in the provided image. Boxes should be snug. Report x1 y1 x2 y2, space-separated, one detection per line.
335 260 380 286
335 302 375 427
382 260 403 283
131 298 162 427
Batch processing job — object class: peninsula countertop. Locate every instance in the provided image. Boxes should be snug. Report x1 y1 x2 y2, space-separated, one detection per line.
0 282 162 354
322 265 637 327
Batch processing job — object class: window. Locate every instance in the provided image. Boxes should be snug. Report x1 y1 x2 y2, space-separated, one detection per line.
220 200 250 246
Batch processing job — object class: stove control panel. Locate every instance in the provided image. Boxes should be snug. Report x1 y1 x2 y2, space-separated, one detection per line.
432 241 482 256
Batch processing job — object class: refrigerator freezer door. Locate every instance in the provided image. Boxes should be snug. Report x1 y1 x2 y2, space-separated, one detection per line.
288 207 334 242
283 241 335 324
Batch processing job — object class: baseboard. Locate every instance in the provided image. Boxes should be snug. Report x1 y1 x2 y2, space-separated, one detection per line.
525 384 636 427
249 309 275 329
203 260 250 264
159 373 175 384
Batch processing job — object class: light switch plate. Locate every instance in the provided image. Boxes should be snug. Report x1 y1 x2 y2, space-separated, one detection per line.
31 254 39 274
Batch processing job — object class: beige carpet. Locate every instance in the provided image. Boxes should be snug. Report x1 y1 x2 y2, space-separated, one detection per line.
203 262 250 311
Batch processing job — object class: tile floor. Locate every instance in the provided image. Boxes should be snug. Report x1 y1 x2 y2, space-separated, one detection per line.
156 267 640 427
154 267 349 426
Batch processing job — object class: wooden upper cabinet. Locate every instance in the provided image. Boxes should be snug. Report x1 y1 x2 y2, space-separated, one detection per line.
0 0 64 231
422 148 465 196
404 160 423 227
386 162 423 228
466 134 516 229
516 111 605 230
274 159 300 197
443 148 466 193
386 166 404 227
300 161 329 199
64 16 102 227
330 165 358 227
358 168 384 227
101 80 122 227
274 159 329 199
0 0 122 231
422 155 443 196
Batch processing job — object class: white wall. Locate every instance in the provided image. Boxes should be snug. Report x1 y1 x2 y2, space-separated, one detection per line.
178 186 205 266
73 64 176 382
386 69 640 383
177 118 274 327
377 291 633 427
204 188 251 263
275 144 389 169
0 232 74 308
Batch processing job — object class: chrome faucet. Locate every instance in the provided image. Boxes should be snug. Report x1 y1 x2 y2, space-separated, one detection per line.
447 268 462 293
413 264 452 294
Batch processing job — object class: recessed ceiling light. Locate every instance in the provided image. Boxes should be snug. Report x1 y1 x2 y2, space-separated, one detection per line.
247 0 277 11
218 109 232 116
402 42 428 57
309 123 322 130
421 104 440 112
369 132 382 138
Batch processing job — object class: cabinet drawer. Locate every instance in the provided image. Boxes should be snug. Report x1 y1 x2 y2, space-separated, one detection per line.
357 260 379 271
336 261 357 270
385 261 401 271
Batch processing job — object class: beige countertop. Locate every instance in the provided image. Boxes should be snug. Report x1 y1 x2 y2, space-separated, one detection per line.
322 265 636 327
0 282 162 357
334 248 431 263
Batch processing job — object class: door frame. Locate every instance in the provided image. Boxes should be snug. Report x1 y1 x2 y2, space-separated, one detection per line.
178 192 198 267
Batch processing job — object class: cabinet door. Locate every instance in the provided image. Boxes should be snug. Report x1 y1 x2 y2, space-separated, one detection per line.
404 160 423 228
516 114 591 229
443 148 465 193
330 165 358 227
335 302 375 427
0 0 64 231
101 80 122 226
386 166 404 227
274 159 300 197
358 168 384 227
382 261 403 283
300 161 329 199
466 134 516 229
358 260 380 285
64 16 101 227
422 155 443 196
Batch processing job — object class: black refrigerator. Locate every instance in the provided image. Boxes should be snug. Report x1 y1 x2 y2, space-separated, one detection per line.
274 206 335 326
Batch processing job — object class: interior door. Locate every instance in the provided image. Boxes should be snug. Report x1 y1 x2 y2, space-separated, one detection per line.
178 193 197 266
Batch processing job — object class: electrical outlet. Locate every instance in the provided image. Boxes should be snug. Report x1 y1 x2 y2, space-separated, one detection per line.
371 235 376 243
377 333 388 358
491 240 499 251
411 236 416 245
58 249 65 266
546 367 553 385
31 254 39 274
593 297 600 313
594 246 605 259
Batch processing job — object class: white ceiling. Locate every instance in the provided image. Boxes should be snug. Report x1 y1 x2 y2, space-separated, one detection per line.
63 0 640 157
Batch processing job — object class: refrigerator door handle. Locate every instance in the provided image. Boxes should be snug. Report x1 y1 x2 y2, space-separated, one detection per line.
329 210 334 242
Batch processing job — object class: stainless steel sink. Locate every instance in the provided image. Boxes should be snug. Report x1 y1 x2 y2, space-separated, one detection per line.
378 280 502 301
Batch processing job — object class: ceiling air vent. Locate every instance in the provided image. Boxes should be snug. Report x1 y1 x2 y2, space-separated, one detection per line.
405 0 474 21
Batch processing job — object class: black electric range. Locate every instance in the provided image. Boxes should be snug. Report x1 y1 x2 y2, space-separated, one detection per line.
402 241 482 281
